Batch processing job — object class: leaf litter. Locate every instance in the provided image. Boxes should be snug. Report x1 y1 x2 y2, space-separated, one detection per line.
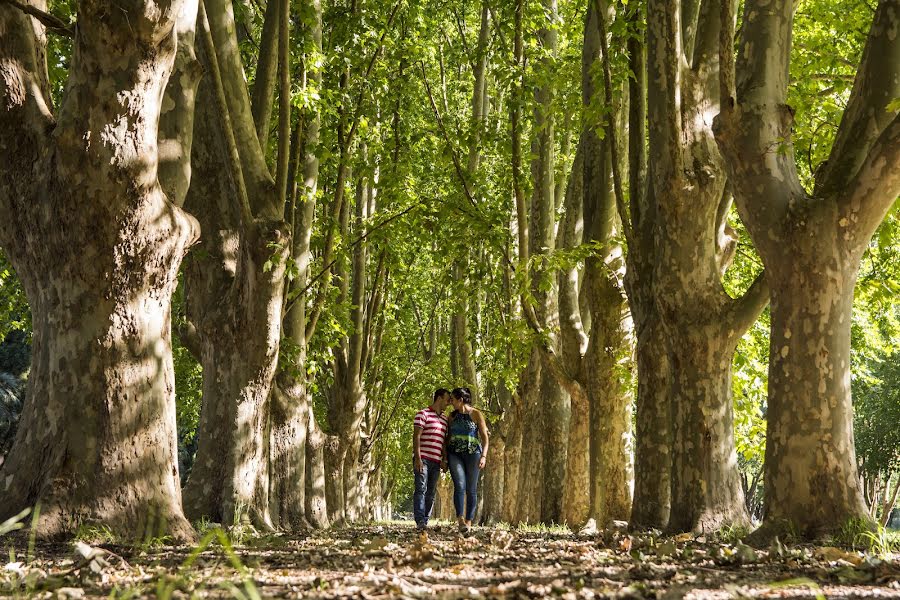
1 523 899 598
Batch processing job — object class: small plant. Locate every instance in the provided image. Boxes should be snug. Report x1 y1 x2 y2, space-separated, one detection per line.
73 523 117 545
857 525 898 558
0 508 31 537
833 516 876 549
515 522 571 535
716 523 751 544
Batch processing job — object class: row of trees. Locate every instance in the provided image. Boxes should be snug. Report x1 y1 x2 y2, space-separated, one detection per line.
0 0 898 541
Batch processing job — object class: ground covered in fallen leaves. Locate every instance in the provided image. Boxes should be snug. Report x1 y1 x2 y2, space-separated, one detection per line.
3 522 900 599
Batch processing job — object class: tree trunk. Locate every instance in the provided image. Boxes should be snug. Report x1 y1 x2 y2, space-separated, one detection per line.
481 433 506 525
269 0 323 531
630 317 672 528
0 1 199 541
325 434 346 525
665 330 747 532
501 397 524 523
585 261 634 525
179 36 288 527
515 350 545 523
760 258 868 535
714 0 900 539
646 0 768 533
305 408 330 528
541 378 569 524
579 0 635 529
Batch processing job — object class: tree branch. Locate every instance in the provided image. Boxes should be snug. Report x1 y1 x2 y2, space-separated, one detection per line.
204 0 277 216
274 0 291 202
304 0 402 342
734 0 792 104
0 0 72 37
0 1 54 228
250 0 280 147
288 201 424 318
841 112 900 256
726 269 769 342
198 0 253 226
815 0 900 199
594 0 634 248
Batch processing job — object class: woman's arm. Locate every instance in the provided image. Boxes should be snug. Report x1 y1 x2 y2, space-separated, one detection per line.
475 410 489 467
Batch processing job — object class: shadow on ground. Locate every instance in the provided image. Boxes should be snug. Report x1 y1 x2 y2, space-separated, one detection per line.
3 522 900 598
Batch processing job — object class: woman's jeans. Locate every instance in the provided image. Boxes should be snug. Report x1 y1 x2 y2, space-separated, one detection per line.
412 458 441 528
448 451 481 522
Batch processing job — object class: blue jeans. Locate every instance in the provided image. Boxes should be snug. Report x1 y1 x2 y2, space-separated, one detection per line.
412 458 441 527
448 451 481 522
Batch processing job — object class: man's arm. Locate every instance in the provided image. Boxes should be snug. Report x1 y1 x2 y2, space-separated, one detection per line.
413 424 424 473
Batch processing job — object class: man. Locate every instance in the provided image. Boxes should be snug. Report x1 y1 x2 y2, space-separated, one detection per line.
412 388 450 532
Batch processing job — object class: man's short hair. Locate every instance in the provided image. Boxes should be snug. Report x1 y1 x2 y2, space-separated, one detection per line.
434 388 450 401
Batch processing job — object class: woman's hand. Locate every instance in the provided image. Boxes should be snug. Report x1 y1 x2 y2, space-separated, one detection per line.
479 455 486 469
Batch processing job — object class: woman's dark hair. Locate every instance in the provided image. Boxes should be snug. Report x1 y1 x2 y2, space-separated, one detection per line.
451 387 472 404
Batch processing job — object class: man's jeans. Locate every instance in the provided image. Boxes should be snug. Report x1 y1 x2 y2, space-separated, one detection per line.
448 451 481 522
413 458 441 528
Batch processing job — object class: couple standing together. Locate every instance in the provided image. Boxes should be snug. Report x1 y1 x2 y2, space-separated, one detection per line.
412 387 490 534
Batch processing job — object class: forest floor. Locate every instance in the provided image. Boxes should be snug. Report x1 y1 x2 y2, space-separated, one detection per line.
2 521 900 599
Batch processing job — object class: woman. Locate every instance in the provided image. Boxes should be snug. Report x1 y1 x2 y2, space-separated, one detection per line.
445 387 489 533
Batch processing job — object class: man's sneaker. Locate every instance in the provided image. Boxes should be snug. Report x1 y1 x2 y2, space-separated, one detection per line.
458 522 470 534
415 523 426 533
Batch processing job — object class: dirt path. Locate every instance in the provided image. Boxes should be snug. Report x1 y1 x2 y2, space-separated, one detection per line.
3 522 900 598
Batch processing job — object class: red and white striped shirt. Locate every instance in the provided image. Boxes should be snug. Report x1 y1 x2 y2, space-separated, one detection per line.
414 407 448 463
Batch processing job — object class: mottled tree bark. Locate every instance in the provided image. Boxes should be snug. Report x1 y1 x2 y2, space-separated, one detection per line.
580 0 633 527
500 395 524 523
269 0 323 531
0 0 198 541
619 0 672 531
181 0 289 528
647 0 768 533
715 0 900 539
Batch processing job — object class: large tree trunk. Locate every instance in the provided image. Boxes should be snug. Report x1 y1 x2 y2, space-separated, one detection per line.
481 432 506 525
0 0 198 541
646 0 768 533
585 265 634 525
761 264 866 533
666 330 746 532
180 0 289 529
715 0 900 540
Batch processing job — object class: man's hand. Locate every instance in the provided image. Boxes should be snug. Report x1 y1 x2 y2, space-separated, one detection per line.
441 458 448 471
478 455 486 469
414 456 424 474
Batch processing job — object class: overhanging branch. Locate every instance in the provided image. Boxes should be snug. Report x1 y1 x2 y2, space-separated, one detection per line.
0 0 73 37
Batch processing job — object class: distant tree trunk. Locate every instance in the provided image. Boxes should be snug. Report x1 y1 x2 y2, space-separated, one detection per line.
481 431 506 525
620 0 672 531
515 351 545 523
581 0 633 527
715 0 900 540
305 408 330 528
646 0 768 533
181 0 289 529
270 0 323 530
500 395 524 523
0 0 198 541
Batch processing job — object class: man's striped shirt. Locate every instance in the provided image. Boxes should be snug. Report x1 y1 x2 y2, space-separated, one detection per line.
414 407 448 463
